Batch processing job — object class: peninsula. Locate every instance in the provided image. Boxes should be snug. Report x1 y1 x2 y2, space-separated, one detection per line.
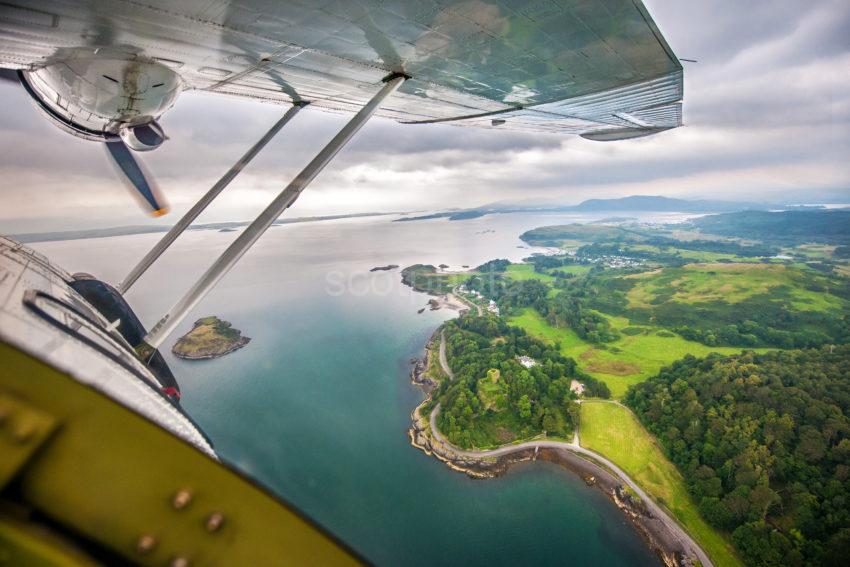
403 211 850 567
172 316 251 360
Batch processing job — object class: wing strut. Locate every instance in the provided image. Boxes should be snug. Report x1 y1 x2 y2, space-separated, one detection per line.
118 102 307 294
138 74 406 353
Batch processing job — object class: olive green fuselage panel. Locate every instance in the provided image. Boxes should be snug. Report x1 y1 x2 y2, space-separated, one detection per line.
0 342 362 566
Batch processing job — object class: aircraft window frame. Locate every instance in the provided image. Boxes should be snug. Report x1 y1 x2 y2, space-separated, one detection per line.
21 289 217 448
23 289 162 388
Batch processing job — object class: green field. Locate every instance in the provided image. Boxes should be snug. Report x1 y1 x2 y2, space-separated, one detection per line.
793 243 836 260
626 263 844 312
508 308 764 398
580 401 742 567
504 263 556 282
553 264 593 276
626 243 752 263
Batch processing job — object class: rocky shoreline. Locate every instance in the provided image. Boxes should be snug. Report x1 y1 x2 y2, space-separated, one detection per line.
406 328 696 567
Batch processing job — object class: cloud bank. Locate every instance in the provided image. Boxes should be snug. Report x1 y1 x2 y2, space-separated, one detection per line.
0 0 848 233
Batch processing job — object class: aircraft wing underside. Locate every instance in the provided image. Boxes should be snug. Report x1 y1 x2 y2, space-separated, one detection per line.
0 0 682 137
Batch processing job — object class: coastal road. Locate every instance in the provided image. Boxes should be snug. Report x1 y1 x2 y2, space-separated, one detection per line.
428 404 714 567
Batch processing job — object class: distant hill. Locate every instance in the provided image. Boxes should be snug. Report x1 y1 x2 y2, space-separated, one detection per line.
395 210 487 222
692 210 850 244
567 195 768 213
10 212 397 243
396 195 773 223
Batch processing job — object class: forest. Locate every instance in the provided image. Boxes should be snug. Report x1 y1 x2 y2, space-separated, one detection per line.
624 347 850 566
434 315 609 448
465 273 622 344
691 210 850 245
400 264 465 295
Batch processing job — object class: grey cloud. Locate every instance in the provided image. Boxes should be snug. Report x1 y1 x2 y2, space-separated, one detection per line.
1 0 849 233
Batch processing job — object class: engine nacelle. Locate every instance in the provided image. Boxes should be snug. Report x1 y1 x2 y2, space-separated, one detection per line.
19 48 181 147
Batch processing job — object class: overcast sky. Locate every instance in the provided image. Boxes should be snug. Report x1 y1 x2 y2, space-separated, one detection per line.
1 0 848 233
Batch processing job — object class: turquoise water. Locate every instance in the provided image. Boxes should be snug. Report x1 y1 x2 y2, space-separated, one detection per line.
34 212 684 566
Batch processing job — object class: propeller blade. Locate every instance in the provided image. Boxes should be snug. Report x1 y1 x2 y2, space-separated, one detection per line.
0 68 21 83
104 141 169 216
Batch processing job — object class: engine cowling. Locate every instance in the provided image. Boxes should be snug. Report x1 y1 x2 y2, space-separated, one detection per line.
19 48 181 147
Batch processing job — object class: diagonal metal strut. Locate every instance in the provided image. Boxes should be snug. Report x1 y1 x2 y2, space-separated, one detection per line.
119 102 306 294
141 74 406 350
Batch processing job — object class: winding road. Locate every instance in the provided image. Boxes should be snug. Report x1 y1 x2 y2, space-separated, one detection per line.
430 342 713 567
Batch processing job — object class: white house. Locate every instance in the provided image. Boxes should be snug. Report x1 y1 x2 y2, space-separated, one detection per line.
570 379 586 396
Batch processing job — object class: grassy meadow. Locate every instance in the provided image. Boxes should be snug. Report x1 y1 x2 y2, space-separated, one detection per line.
625 263 844 312
508 307 762 399
580 401 742 567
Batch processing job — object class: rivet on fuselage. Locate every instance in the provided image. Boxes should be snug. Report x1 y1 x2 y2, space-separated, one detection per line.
172 489 193 510
136 534 157 555
11 423 35 444
205 512 225 533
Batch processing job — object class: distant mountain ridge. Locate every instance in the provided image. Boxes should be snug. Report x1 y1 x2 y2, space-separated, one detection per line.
565 195 768 213
9 212 398 243
691 209 850 245
396 195 776 222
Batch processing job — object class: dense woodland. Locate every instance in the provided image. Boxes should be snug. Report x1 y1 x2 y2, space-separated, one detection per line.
692 210 850 245
466 274 622 344
435 315 609 448
625 347 850 566
475 258 511 273
401 264 458 294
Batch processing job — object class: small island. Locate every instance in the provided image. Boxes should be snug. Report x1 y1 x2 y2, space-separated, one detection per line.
172 316 251 360
370 264 399 272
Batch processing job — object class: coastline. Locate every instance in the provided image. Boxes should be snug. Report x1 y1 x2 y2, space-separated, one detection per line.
406 324 701 567
172 336 250 360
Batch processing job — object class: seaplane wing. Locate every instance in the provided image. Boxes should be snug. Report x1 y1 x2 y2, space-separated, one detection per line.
0 0 682 139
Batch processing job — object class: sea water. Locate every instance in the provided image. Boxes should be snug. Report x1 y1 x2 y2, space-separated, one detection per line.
32 212 688 566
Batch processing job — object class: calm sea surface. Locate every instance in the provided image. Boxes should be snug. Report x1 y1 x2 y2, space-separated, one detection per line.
33 212 690 566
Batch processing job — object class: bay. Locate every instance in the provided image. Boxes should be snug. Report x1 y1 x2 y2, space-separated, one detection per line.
33 211 689 566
